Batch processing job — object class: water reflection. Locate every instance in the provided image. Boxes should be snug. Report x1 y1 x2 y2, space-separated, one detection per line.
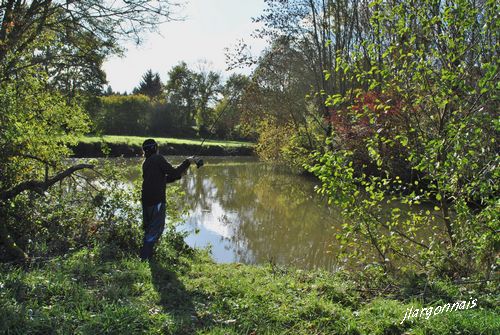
176 157 346 271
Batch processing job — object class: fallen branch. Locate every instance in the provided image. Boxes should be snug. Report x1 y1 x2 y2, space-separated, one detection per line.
1 163 94 202
0 163 94 261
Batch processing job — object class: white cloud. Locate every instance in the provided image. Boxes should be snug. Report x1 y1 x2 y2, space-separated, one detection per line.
103 0 267 93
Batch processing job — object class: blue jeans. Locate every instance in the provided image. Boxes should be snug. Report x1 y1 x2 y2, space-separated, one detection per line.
140 202 166 260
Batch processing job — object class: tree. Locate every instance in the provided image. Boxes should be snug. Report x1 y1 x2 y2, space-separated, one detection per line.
239 37 323 163
193 66 222 135
0 0 181 82
134 69 164 99
231 0 374 163
0 70 91 260
212 73 251 139
43 27 111 100
165 62 222 134
0 0 183 260
253 0 367 117
166 62 197 129
104 85 114 96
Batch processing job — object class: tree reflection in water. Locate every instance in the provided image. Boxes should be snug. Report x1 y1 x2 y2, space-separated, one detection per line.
176 157 348 271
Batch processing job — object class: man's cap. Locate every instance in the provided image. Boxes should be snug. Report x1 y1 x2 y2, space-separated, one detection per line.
142 138 157 150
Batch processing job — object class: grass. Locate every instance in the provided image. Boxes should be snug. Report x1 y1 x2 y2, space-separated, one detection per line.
80 135 255 148
1 244 498 335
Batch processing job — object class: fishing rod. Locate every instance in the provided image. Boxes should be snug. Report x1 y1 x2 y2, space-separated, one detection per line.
192 93 239 168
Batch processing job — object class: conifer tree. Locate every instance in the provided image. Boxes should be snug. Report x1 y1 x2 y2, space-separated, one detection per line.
134 69 163 99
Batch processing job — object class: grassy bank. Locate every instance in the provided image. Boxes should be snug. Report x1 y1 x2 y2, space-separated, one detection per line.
1 246 498 334
73 135 255 157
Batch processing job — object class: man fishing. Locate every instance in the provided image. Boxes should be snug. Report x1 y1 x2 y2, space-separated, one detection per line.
140 138 195 260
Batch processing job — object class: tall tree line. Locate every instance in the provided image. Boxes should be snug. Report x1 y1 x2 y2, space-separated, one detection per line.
92 64 250 139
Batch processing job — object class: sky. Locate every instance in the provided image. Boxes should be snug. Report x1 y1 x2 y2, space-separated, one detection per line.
103 0 268 93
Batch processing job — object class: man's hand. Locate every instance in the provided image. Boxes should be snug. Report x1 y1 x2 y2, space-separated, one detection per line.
186 156 197 164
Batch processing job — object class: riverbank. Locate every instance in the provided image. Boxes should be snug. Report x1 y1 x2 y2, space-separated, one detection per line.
1 245 498 334
73 135 255 157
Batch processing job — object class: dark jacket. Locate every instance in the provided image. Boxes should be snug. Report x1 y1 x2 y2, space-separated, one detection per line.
141 154 191 206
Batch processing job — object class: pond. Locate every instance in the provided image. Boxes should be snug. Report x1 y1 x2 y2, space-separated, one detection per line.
124 156 353 271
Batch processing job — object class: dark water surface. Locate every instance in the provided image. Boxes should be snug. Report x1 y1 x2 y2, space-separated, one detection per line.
127 156 348 271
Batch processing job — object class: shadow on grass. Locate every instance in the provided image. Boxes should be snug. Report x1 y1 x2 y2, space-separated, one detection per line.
148 258 212 333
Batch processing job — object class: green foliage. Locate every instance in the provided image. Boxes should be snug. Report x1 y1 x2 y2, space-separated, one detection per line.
93 94 196 137
192 69 222 136
254 119 295 162
166 62 198 129
165 61 221 135
95 94 152 136
0 67 91 260
0 72 90 189
308 0 499 279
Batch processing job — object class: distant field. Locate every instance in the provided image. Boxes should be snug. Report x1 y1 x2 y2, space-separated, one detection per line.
80 135 255 148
